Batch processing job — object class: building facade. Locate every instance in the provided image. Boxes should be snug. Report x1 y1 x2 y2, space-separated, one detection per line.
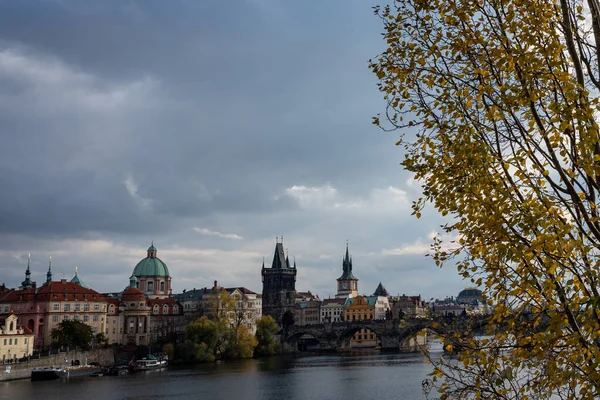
294 299 321 326
0 314 34 362
0 262 108 349
320 298 345 323
344 296 376 348
261 240 297 327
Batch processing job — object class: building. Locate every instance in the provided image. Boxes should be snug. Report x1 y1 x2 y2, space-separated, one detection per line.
336 244 358 298
0 314 34 362
261 239 297 327
295 299 321 326
320 298 345 323
174 282 262 333
0 258 109 349
344 296 376 348
295 291 319 303
456 288 483 305
391 295 428 319
227 287 262 334
131 244 172 299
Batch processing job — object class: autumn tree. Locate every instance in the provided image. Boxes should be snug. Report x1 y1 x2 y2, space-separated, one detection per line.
371 0 600 398
51 319 94 350
254 316 280 357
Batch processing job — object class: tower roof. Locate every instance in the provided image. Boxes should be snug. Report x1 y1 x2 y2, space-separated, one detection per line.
70 268 89 289
373 282 389 297
270 242 288 269
133 244 170 277
337 243 358 281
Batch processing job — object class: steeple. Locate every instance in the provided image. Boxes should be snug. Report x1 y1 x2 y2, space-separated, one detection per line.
270 241 287 269
337 242 358 281
293 256 296 269
46 256 52 283
21 254 33 289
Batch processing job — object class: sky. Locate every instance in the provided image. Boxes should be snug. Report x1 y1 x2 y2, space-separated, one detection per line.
0 0 468 300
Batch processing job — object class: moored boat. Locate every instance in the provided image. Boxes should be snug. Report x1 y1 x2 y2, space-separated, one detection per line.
133 355 168 371
31 366 102 381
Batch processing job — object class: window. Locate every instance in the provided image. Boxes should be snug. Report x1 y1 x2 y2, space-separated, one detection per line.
160 281 165 291
84 315 89 322
74 304 80 311
92 327 98 333
153 305 159 314
94 304 100 311
52 316 58 323
14 339 17 345
53 304 59 311
148 281 154 292
24 338 27 344
163 305 168 314
84 304 90 311
93 315 99 322
63 316 69 321
63 304 70 312
9 339 12 345
74 315 80 321
3 339 5 345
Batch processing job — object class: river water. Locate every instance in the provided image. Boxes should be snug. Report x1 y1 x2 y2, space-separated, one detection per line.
0 347 443 400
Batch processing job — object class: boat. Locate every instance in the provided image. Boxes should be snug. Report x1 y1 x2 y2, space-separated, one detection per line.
31 366 102 381
133 355 168 371
90 365 130 377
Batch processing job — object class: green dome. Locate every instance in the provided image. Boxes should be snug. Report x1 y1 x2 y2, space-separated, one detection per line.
133 257 170 277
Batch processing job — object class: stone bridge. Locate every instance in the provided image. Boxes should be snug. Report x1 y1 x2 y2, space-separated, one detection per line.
283 318 434 352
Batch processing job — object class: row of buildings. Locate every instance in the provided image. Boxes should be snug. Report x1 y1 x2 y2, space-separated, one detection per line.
0 239 482 361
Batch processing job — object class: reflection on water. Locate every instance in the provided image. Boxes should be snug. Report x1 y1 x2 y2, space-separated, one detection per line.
0 348 444 400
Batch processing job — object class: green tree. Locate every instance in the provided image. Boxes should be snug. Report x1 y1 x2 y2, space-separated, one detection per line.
222 325 258 359
51 319 94 350
254 316 280 357
95 332 108 347
371 0 600 398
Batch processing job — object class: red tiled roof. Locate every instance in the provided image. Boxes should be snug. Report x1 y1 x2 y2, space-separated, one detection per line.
2 281 106 303
225 287 257 295
121 287 145 301
322 298 346 305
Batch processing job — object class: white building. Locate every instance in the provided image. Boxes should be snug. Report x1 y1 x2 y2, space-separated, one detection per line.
320 298 345 323
0 314 34 363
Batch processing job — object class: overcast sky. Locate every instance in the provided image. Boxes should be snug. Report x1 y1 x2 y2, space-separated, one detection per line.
0 0 468 300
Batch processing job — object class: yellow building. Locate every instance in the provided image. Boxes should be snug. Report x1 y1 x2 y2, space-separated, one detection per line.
0 314 34 362
344 296 376 348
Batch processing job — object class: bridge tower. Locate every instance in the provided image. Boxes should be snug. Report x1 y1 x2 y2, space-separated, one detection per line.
336 243 359 298
261 237 297 327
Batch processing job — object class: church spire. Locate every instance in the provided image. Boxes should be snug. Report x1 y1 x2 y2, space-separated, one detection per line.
46 256 52 283
21 254 33 289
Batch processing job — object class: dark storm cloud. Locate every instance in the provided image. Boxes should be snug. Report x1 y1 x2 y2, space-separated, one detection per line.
0 0 470 298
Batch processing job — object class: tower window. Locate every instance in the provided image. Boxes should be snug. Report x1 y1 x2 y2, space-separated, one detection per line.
161 281 165 292
148 281 154 292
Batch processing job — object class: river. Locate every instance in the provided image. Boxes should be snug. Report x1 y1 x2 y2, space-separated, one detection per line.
0 347 444 400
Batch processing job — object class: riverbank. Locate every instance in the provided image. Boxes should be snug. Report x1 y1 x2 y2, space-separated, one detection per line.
0 348 114 382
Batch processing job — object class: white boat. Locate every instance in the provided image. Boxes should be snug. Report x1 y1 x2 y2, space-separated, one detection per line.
133 356 168 371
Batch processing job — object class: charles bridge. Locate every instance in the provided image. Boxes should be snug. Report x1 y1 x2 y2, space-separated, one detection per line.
283 318 434 352
282 315 492 352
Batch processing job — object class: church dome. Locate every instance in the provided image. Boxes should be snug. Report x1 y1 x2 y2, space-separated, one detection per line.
132 244 170 277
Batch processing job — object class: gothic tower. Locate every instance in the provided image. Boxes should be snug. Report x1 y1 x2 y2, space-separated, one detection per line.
336 243 359 298
261 237 297 327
